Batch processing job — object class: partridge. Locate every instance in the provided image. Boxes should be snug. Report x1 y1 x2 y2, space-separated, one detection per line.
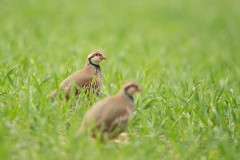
80 81 141 140
51 51 106 100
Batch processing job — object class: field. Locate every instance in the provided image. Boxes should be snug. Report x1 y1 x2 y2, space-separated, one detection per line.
0 0 240 159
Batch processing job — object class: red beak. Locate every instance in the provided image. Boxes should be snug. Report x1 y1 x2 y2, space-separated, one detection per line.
100 55 107 60
136 86 142 92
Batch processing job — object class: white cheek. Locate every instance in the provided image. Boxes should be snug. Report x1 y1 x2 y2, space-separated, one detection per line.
127 88 136 95
91 56 101 63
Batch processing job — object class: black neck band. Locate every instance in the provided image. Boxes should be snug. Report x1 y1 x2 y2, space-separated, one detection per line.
124 87 134 101
88 57 101 72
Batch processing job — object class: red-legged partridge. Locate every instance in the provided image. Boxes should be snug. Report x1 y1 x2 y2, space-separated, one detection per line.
51 51 106 100
80 81 141 140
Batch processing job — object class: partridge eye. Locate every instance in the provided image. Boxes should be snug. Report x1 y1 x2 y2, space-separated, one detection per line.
96 53 100 56
131 84 136 88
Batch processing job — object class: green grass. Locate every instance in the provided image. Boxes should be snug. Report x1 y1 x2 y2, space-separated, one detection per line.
1 0 240 159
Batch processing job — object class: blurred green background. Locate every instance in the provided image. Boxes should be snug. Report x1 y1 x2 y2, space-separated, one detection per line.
0 0 240 159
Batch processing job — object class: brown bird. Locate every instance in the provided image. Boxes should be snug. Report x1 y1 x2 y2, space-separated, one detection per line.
51 51 107 100
80 81 141 140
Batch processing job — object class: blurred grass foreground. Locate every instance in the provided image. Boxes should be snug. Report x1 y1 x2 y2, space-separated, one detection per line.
0 0 240 160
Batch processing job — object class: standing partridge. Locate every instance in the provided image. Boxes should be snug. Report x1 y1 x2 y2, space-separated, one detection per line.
51 51 107 100
80 81 141 140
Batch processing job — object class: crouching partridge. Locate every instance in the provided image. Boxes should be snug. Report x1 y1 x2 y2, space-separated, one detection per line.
79 81 141 140
51 51 106 100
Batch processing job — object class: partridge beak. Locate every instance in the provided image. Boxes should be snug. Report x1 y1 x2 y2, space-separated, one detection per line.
100 55 107 60
137 86 142 92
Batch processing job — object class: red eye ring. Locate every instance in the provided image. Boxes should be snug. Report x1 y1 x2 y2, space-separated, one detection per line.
133 85 138 89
